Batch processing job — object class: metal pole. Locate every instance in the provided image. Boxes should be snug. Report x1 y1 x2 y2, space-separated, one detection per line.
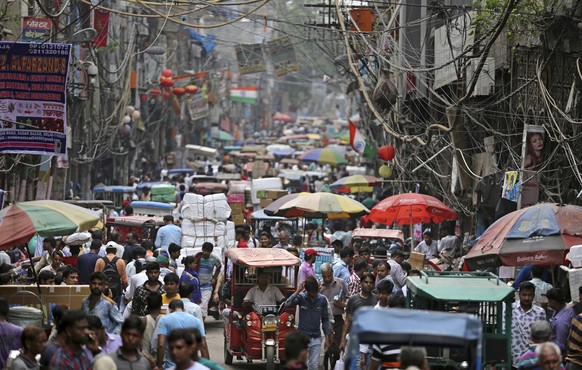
409 204 415 252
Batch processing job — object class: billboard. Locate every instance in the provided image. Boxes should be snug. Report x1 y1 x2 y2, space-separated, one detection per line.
0 42 71 155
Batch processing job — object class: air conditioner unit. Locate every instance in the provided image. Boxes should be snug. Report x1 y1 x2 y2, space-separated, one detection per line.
466 57 495 96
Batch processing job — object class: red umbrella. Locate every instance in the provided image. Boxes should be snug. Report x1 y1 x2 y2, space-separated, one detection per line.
272 112 294 123
465 203 582 269
367 193 456 250
367 193 457 226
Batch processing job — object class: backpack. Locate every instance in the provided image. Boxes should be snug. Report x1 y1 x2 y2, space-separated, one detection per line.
102 256 122 303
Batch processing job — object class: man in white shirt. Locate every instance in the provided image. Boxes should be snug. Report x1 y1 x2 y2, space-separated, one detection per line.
243 269 285 308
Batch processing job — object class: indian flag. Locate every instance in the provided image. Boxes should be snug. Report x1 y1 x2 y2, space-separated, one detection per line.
349 114 374 158
230 86 258 104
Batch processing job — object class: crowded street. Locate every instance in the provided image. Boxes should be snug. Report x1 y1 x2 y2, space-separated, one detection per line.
3 0 582 370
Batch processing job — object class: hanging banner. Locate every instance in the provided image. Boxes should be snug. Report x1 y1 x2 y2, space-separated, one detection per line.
0 42 71 155
235 43 266 75
21 18 52 44
519 124 544 207
267 37 298 77
93 9 109 48
501 171 520 202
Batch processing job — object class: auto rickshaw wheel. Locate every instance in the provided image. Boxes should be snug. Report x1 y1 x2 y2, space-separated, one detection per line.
266 346 275 370
224 337 233 365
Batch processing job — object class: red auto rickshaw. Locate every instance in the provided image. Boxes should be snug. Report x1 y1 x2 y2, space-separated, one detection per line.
223 248 300 370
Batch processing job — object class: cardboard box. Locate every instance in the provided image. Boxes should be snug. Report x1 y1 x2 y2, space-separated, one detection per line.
229 202 245 212
231 214 246 225
266 190 288 199
1 285 91 322
260 198 273 208
408 252 425 270
227 194 244 204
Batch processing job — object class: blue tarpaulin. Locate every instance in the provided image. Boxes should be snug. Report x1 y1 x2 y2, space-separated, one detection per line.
186 28 216 54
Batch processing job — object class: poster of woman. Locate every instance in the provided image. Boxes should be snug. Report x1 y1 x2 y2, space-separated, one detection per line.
523 125 545 171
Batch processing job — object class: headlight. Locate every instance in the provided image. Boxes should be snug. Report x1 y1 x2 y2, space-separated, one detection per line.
263 315 278 331
287 315 294 321
286 321 292 327
247 320 252 327
245 314 251 320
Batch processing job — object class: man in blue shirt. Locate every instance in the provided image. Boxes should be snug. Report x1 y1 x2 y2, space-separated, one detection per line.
155 216 182 252
286 277 332 370
333 247 353 283
156 299 209 369
81 272 124 334
77 240 102 284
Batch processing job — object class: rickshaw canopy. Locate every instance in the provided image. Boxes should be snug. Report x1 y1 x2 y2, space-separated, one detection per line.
225 248 301 267
92 185 135 193
352 228 404 242
406 271 515 302
251 209 288 221
106 215 165 227
346 308 482 368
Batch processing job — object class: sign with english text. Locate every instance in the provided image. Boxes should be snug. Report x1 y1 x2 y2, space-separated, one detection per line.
0 42 71 155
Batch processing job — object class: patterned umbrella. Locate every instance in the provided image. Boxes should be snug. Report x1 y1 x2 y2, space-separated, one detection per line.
263 192 310 216
0 200 101 250
331 175 382 193
272 192 369 219
465 203 582 269
299 148 348 166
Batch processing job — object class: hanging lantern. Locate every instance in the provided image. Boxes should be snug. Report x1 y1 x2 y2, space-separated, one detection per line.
161 68 172 78
173 87 186 97
160 76 174 87
131 110 141 120
120 124 132 136
122 115 131 124
162 91 171 99
125 106 135 115
185 85 198 95
150 89 161 95
379 164 392 179
140 94 148 101
378 145 395 161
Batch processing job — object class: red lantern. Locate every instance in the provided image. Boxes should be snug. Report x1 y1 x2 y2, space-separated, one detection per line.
160 77 174 87
150 89 161 95
173 87 186 97
378 145 395 161
140 94 148 101
162 68 172 78
162 91 170 100
185 85 198 95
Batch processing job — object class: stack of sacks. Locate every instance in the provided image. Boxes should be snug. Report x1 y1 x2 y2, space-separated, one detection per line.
180 193 233 254
151 184 177 203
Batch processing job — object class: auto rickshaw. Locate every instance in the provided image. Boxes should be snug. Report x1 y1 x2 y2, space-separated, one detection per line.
406 271 514 369
105 215 165 242
223 248 300 370
345 308 483 370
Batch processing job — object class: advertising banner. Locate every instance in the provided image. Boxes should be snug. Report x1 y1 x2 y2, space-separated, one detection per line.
267 37 298 77
519 124 544 207
235 43 265 75
0 42 71 155
21 18 52 43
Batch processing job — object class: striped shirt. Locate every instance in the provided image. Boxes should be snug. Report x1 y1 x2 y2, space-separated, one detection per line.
567 313 582 366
